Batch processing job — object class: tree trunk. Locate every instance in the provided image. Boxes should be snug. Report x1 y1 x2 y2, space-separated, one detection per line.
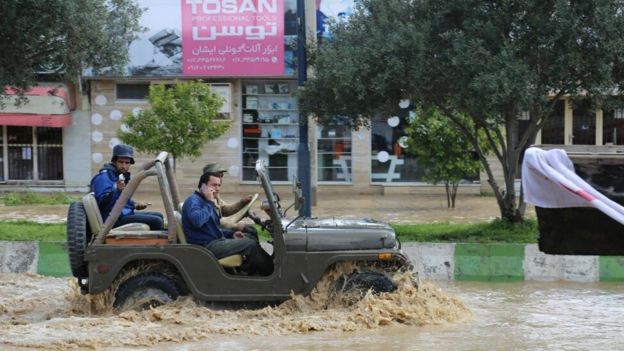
473 115 528 223
451 182 458 208
496 114 528 223
445 181 451 208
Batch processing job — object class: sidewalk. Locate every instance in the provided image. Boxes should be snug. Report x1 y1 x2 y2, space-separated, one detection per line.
0 192 534 224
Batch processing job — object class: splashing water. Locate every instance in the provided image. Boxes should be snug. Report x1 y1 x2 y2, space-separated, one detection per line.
0 265 469 349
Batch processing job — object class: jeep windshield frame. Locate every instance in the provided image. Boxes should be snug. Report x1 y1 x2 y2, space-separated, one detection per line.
255 159 284 237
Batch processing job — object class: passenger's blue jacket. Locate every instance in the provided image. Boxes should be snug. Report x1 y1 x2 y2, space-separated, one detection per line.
90 163 135 222
181 191 234 246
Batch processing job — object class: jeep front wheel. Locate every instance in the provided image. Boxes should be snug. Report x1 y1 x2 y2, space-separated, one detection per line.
335 271 397 296
113 272 184 311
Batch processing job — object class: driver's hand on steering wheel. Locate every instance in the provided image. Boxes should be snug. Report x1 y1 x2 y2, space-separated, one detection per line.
233 231 245 240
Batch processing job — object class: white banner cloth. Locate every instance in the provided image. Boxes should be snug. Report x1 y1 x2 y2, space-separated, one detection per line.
522 147 624 225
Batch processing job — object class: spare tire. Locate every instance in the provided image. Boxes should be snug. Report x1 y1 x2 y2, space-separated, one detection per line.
67 201 90 278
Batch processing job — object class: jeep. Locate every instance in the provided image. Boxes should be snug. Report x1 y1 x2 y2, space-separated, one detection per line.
67 152 411 311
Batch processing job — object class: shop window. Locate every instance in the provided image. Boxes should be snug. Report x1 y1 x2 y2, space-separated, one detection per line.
241 80 298 181
541 100 565 144
8 126 34 180
370 113 425 183
116 83 150 101
603 108 624 145
317 116 352 182
37 127 63 180
572 100 596 145
0 129 3 182
3 126 63 181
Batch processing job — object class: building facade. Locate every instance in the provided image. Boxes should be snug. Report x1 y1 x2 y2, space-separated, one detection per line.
3 0 623 197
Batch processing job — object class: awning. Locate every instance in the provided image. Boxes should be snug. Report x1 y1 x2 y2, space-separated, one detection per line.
0 84 73 127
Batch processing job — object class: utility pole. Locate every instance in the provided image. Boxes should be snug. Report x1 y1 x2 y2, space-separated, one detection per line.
296 0 311 217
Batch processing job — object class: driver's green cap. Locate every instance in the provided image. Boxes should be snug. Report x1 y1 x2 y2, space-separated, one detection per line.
203 163 227 174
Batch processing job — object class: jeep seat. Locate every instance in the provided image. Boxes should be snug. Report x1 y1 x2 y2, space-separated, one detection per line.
173 210 242 268
82 193 168 245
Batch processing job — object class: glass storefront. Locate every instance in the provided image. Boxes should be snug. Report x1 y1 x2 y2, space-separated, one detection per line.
36 127 64 180
602 108 624 145
370 113 425 183
317 117 352 182
241 80 298 181
572 99 596 145
541 100 565 144
8 126 34 180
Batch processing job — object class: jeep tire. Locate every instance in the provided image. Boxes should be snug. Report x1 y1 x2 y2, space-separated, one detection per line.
67 201 90 279
335 271 397 295
114 272 184 311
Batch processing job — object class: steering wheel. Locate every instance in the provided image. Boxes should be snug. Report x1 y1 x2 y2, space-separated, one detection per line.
227 193 259 223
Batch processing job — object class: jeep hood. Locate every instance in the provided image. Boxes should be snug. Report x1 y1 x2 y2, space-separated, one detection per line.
284 217 397 251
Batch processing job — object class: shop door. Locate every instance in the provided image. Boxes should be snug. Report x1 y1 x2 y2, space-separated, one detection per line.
572 100 596 145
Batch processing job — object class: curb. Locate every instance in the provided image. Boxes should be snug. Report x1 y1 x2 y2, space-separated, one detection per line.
2 241 624 282
400 242 624 282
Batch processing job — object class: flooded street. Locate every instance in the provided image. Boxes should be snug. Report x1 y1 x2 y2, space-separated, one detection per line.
1 274 622 351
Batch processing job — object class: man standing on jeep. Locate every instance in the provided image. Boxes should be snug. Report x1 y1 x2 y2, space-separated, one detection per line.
202 163 258 240
181 171 273 276
90 144 164 230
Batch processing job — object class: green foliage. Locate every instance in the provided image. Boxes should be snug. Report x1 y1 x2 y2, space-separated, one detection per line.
1 192 79 206
0 221 66 241
392 219 538 243
119 80 230 161
406 108 483 185
0 0 143 91
300 0 624 222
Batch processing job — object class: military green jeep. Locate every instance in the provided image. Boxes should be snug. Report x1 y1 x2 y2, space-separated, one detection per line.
67 152 411 311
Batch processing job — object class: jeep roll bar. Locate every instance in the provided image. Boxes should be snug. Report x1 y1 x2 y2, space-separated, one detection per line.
93 151 179 244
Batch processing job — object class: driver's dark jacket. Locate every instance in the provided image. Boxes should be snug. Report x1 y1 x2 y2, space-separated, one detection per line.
182 191 234 246
90 163 135 221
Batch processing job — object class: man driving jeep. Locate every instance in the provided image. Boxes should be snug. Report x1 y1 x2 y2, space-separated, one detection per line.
90 144 164 230
181 171 273 276
202 163 258 240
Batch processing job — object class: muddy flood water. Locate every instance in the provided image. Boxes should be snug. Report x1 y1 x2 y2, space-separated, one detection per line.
1 273 623 351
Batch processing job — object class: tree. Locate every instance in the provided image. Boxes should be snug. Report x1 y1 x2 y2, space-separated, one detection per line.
299 0 624 222
118 81 230 166
0 0 143 91
406 108 485 208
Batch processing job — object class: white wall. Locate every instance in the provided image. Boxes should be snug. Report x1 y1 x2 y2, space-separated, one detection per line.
63 110 91 191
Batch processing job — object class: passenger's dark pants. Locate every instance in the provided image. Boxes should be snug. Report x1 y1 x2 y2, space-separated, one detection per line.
206 237 273 276
115 211 164 230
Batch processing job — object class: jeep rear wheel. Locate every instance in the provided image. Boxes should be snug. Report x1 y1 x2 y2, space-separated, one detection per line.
67 201 90 279
113 272 184 311
335 271 397 296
